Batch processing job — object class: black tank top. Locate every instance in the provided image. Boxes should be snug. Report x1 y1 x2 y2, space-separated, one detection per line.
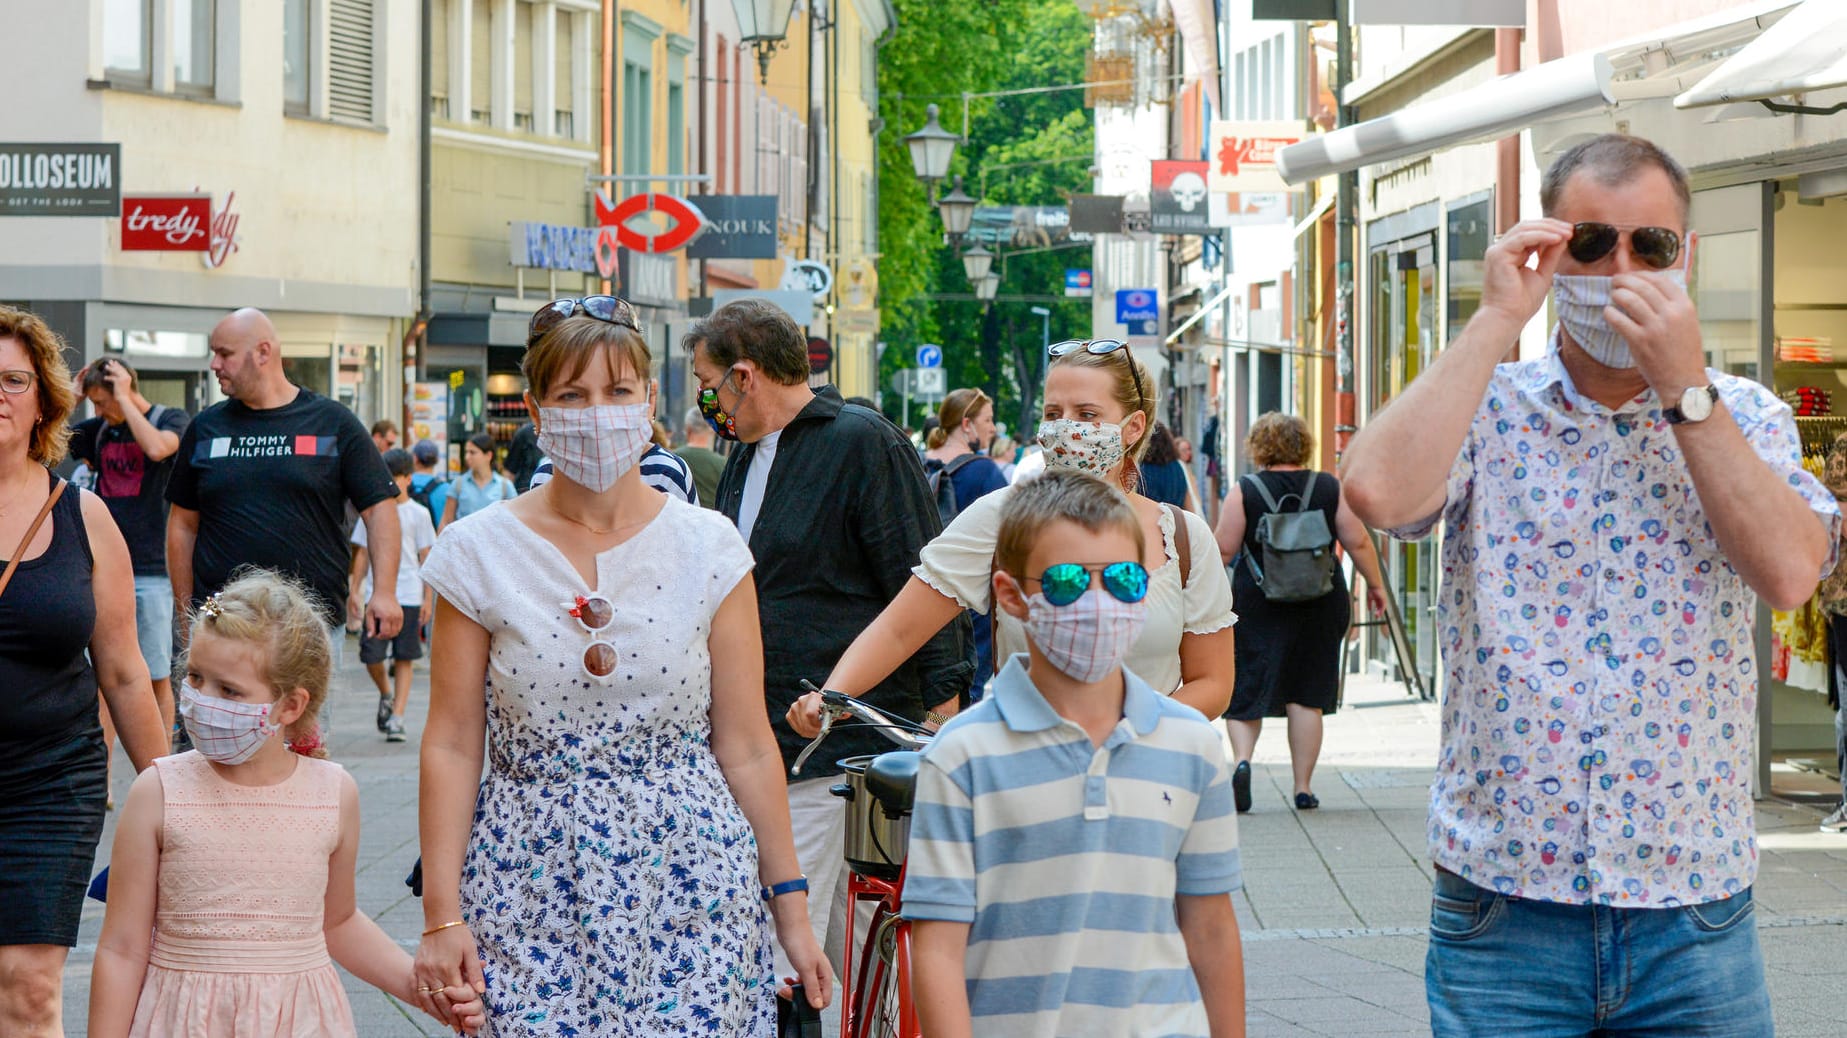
0 471 99 756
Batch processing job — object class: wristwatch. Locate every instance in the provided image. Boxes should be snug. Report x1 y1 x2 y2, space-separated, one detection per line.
1663 384 1719 425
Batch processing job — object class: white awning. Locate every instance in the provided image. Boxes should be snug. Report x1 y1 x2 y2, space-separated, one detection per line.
1168 0 1220 111
1675 0 1847 108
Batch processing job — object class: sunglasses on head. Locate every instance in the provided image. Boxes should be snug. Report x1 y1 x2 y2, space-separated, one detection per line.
1566 223 1682 270
1023 561 1150 607
528 296 642 347
567 594 620 680
1048 339 1147 411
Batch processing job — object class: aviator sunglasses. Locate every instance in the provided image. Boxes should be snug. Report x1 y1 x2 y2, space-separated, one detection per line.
528 296 642 347
1048 339 1147 408
567 594 621 680
1024 561 1151 607
1565 222 1682 270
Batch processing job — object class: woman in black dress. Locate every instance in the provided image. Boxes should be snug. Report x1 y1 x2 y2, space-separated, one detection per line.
0 306 166 1034
1214 412 1386 812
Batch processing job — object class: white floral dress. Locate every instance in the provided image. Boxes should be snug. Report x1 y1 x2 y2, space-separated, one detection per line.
421 499 772 1037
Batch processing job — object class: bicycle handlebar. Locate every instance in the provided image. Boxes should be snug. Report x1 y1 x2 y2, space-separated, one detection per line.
790 681 931 776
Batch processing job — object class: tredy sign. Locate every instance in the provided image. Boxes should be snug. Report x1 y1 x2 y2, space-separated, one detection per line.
121 195 211 251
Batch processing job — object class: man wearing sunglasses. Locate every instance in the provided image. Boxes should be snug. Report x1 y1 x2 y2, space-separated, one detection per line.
1344 134 1841 1036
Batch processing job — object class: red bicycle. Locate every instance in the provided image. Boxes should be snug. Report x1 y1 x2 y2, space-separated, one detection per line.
792 686 930 1038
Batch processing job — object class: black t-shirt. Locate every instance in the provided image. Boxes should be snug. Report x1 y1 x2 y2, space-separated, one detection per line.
68 405 191 576
166 388 397 625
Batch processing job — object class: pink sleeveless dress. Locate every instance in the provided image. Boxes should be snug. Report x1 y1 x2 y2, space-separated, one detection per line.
129 751 356 1038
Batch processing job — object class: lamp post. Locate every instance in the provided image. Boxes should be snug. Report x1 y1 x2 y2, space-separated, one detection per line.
904 103 958 191
731 0 797 84
1029 305 1050 353
976 272 1000 303
937 175 976 241
961 242 993 283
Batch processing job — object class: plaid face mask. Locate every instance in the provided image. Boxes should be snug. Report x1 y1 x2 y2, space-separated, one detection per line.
1023 586 1147 683
179 682 283 765
536 403 654 493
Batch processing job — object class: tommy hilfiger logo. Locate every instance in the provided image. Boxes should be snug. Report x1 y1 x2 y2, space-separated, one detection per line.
197 435 339 460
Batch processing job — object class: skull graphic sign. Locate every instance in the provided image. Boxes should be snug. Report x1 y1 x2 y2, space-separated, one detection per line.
1150 160 1215 235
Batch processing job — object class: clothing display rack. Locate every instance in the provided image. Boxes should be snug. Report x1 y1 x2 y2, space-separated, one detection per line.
1340 530 1432 704
1797 415 1847 458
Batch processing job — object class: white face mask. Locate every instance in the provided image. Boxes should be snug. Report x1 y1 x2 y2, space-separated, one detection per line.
1036 420 1127 479
179 682 284 765
1553 270 1688 370
1023 588 1147 684
537 403 654 493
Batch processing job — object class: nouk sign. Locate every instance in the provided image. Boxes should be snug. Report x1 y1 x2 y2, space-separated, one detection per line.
684 195 779 259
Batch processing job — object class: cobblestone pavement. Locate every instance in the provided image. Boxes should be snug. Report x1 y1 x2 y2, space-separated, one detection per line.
63 639 1847 1035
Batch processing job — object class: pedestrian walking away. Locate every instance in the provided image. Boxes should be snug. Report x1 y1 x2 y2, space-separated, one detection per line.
1342 133 1842 1037
165 308 405 746
0 306 168 1037
86 571 485 1038
1214 411 1387 813
416 295 832 1036
1137 421 1198 513
350 448 436 743
408 438 450 528
922 387 1011 689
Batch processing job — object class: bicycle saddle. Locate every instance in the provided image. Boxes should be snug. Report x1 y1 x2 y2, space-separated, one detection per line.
865 751 921 819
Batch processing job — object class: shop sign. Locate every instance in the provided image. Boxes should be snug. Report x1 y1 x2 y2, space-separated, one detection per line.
1151 160 1215 235
594 191 708 254
684 195 779 259
617 250 680 307
508 221 599 273
1212 191 1292 227
1209 121 1304 194
841 258 878 310
202 191 240 269
807 336 832 374
780 259 833 302
969 206 1091 249
1116 289 1159 325
121 194 210 251
1252 0 1334 19
1070 194 1126 234
0 142 121 216
1064 269 1093 298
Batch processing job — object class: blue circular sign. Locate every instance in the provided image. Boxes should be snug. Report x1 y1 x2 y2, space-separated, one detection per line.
916 344 943 368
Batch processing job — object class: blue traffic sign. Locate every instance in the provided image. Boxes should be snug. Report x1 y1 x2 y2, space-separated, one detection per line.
1116 289 1159 324
916 344 943 368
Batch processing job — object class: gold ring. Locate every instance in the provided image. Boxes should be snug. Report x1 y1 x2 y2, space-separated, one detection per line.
418 986 437 994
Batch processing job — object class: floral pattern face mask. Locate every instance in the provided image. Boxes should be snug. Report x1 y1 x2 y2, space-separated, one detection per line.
1036 419 1127 478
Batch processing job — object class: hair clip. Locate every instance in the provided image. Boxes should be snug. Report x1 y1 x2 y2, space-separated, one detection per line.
198 595 224 621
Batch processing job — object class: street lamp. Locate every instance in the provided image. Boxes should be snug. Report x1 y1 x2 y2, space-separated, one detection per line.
731 0 797 84
937 175 977 239
904 104 958 187
1030 305 1051 356
961 242 993 283
976 272 1001 302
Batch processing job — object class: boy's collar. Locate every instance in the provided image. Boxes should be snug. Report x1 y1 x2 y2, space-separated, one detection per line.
991 654 1162 736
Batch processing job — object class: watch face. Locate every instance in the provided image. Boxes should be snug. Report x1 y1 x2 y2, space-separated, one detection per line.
1680 386 1715 422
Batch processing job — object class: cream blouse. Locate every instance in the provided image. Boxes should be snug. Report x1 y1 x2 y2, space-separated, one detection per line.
914 484 1236 694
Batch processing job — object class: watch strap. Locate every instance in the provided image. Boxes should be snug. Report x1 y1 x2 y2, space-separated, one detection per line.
762 876 809 901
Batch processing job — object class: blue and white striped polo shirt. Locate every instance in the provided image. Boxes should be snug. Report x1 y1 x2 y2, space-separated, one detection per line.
903 654 1241 1036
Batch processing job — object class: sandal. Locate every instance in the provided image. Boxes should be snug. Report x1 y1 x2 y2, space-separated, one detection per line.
1294 792 1319 810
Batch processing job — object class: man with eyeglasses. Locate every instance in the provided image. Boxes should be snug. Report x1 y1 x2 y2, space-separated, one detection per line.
1344 134 1840 1035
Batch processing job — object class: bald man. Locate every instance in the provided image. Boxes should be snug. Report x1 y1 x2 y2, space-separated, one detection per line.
166 309 403 741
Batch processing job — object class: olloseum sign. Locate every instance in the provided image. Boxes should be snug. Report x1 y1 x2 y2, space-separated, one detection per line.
0 143 121 216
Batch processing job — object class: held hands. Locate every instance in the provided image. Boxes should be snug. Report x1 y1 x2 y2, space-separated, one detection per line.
1605 270 1707 400
413 922 489 1035
787 691 827 739
1478 219 1573 328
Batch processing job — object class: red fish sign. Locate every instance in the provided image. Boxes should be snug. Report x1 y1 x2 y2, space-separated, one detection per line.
593 192 708 254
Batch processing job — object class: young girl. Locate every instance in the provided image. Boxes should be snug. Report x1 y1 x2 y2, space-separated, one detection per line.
88 570 486 1037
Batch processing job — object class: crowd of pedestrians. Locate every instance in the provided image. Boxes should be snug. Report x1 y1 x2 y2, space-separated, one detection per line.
0 131 1832 1038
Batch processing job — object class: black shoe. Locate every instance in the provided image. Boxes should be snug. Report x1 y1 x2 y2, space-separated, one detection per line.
1233 761 1252 813
385 716 407 743
376 695 393 733
1295 791 1320 810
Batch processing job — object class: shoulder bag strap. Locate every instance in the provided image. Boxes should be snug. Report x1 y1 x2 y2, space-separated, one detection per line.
1161 502 1191 590
1244 471 1286 513
0 478 67 601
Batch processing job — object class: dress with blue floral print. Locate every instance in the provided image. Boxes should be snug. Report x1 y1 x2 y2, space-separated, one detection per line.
1389 337 1841 907
420 499 772 1036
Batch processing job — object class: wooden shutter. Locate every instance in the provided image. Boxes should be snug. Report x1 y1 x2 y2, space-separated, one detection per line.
329 0 376 122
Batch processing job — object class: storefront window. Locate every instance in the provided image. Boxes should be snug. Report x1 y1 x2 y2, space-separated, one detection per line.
107 329 209 358
1446 195 1492 344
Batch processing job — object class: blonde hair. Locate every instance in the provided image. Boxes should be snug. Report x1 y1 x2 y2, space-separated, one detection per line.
995 468 1145 577
0 305 77 466
927 388 991 450
1048 347 1156 466
1246 412 1313 467
522 314 652 400
182 569 332 759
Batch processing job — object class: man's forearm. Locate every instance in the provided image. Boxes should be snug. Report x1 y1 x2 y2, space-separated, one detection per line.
1675 408 1831 610
1343 309 1519 530
120 406 176 461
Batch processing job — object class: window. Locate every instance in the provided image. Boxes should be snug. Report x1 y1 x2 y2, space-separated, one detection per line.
553 9 572 136
284 0 311 111
667 83 684 175
715 38 729 192
173 0 214 92
470 0 492 123
104 0 153 83
623 62 652 175
513 1 533 130
429 0 449 117
328 0 376 122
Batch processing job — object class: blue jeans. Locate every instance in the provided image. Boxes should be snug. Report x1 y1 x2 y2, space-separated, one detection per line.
132 574 174 679
1426 869 1771 1037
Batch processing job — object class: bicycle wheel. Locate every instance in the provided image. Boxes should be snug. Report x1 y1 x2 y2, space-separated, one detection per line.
855 911 913 1038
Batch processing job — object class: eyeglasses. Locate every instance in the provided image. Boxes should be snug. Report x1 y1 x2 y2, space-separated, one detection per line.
1566 222 1682 270
1047 339 1147 410
567 594 620 679
1023 561 1150 607
0 370 35 395
528 296 642 347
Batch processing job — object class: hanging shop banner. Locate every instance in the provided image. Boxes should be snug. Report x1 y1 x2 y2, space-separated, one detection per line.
508 221 599 273
1212 191 1293 227
1151 160 1215 235
1069 194 1126 235
617 250 680 307
841 257 879 311
1209 121 1305 194
683 195 779 259
593 192 708 254
1064 269 1094 298
968 207 1092 249
780 259 833 301
121 194 210 251
0 142 121 216
807 336 832 374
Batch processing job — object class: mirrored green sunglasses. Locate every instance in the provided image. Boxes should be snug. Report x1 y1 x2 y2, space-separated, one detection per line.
1026 561 1150 607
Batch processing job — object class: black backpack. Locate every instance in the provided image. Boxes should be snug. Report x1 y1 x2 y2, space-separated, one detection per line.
1241 471 1338 602
409 475 446 525
923 454 979 527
